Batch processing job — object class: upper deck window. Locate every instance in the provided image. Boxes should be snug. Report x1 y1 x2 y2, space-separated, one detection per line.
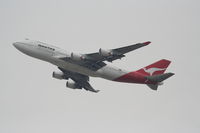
38 44 55 51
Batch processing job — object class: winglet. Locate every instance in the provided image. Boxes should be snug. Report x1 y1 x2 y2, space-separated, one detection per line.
142 41 151 45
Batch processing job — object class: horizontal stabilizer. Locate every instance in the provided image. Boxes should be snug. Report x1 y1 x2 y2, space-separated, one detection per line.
147 84 158 90
146 72 175 83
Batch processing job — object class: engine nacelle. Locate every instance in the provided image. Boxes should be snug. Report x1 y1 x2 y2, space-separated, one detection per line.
99 48 113 57
66 80 77 89
52 71 64 80
71 52 86 61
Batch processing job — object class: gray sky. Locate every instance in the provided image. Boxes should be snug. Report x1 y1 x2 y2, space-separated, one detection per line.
1 0 200 133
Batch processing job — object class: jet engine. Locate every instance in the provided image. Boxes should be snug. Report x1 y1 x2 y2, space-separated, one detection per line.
52 71 64 80
71 52 86 61
66 80 77 89
99 48 113 57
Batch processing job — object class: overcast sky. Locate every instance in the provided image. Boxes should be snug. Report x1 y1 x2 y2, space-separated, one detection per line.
1 0 200 133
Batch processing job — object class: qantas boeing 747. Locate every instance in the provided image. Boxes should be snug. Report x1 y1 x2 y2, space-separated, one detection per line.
13 40 174 93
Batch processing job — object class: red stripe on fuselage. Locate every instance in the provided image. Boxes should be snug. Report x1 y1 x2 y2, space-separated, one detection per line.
114 71 155 84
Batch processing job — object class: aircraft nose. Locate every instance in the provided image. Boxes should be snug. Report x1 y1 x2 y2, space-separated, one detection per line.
13 41 34 56
13 42 21 50
13 42 27 52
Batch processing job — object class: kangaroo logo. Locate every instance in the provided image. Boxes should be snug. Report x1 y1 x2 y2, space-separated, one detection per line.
143 67 166 76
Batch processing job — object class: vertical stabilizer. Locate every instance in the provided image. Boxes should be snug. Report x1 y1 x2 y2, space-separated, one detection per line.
136 59 171 76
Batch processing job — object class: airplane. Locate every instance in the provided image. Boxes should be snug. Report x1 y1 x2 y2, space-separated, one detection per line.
13 39 174 93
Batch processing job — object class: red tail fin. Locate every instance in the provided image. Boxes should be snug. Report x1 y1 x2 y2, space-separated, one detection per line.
136 59 171 76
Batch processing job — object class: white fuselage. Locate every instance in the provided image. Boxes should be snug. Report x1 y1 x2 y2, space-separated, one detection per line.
13 40 128 81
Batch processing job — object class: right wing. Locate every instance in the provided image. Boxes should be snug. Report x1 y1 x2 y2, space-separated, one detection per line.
58 67 99 93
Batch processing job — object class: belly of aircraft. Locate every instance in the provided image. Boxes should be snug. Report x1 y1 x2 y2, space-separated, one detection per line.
50 58 99 77
49 58 127 81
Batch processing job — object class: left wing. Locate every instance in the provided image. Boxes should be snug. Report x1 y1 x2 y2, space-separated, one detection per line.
86 41 151 62
58 67 99 93
60 41 150 71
